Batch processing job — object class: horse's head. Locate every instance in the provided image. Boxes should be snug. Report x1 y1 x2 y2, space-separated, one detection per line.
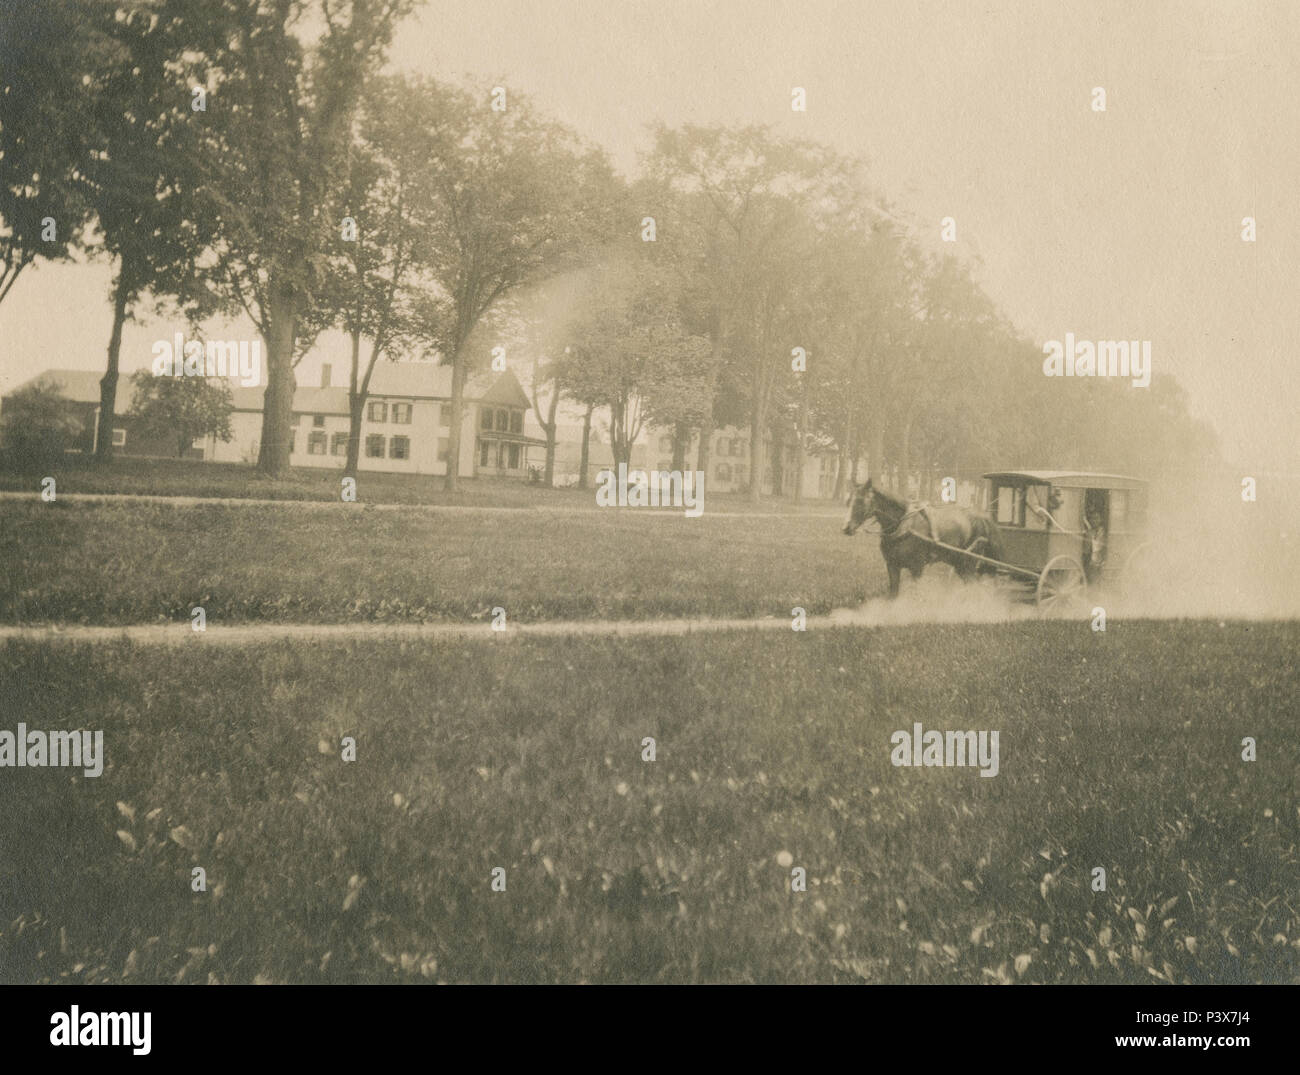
843 479 875 535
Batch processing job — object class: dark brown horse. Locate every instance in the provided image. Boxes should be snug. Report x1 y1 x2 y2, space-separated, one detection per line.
843 479 1005 598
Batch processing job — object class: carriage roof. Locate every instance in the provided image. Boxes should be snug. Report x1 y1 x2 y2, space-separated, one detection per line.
982 470 1147 491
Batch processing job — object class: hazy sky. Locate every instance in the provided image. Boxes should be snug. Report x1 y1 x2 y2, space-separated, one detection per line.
2 0 1295 469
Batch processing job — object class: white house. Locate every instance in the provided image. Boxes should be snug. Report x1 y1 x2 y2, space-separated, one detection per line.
206 362 543 478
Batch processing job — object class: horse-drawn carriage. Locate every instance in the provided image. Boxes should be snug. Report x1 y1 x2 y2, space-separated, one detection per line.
844 470 1151 610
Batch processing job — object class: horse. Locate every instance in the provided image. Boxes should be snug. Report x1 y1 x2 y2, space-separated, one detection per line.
842 478 1005 598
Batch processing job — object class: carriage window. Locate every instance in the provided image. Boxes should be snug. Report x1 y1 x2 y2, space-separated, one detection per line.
994 485 1023 526
1023 484 1050 530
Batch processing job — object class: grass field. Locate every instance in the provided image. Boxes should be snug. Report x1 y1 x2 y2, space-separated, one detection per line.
0 499 866 625
1 622 1296 984
0 455 839 513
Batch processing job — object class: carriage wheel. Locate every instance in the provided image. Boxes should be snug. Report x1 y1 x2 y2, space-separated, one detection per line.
1035 555 1087 611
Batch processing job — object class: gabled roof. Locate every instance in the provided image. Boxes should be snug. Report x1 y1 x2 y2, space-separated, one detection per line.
476 368 531 409
983 470 1147 489
4 369 142 407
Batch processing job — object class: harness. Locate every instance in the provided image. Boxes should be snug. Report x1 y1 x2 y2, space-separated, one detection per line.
877 499 989 556
876 500 930 546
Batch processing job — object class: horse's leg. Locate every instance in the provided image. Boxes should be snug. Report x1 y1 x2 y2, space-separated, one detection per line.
887 560 901 599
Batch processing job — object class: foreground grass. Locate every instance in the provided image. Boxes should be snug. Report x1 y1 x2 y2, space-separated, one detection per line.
1 621 1296 984
0 500 871 624
0 456 838 514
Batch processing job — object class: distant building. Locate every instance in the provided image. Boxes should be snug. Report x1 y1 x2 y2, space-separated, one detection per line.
3 364 545 478
644 424 846 499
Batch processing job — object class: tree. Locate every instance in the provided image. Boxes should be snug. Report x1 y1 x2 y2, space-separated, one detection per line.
0 377 86 470
0 0 97 306
561 253 710 471
79 3 218 460
127 369 233 458
192 0 413 477
403 80 618 490
645 124 855 500
330 75 426 477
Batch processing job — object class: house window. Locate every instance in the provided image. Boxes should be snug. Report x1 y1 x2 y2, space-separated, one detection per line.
389 436 410 460
733 464 746 486
331 433 348 456
308 431 327 454
111 428 127 448
313 415 325 428
716 462 732 482
495 408 509 432
368 401 387 422
365 435 386 458
438 437 449 462
507 443 521 469
480 407 494 430
391 402 412 424
510 410 522 434
479 439 490 466
440 403 450 427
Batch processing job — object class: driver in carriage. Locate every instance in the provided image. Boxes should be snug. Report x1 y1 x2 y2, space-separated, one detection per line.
1083 508 1106 584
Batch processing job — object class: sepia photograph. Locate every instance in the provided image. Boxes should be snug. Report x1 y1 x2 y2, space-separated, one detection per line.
0 0 1296 1052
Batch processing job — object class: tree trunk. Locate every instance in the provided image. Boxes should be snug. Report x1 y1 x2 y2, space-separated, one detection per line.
257 279 298 477
542 387 559 487
444 350 468 491
697 418 712 479
671 420 688 473
870 423 885 484
345 395 364 476
344 330 363 476
899 414 914 499
577 404 594 489
748 406 764 503
95 267 131 461
794 381 809 500
833 412 851 500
